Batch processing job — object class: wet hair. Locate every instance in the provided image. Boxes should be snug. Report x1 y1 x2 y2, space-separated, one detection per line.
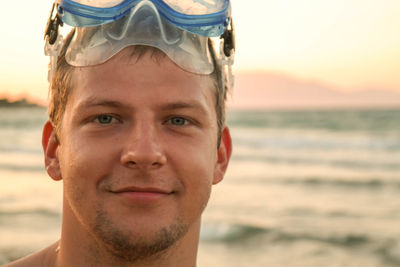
48 29 227 145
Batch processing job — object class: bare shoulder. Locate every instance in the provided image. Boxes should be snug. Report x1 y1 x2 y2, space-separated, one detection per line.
3 242 59 267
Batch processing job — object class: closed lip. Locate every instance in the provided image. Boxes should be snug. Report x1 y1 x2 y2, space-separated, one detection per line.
111 186 173 195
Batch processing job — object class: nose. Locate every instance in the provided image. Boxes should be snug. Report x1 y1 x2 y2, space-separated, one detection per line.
120 122 167 170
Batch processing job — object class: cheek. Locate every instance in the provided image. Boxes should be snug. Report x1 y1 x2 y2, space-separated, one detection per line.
60 130 120 171
58 133 120 196
170 140 218 217
58 134 121 224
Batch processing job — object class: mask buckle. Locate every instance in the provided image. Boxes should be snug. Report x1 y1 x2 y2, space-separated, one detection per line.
44 3 63 45
44 3 65 83
221 18 235 57
219 18 235 90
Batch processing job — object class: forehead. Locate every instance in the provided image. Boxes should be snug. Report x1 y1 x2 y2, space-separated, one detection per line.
67 47 216 114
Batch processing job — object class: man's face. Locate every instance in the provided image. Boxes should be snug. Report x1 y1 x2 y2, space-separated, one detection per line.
44 48 231 260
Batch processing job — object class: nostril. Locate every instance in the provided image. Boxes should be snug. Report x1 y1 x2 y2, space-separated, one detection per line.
120 142 167 168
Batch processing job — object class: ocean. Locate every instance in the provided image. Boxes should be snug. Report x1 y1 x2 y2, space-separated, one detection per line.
0 106 399 266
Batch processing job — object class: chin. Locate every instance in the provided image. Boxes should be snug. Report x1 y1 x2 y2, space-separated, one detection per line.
92 210 189 262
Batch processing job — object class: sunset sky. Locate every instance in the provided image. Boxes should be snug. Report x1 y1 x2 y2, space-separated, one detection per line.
1 0 399 105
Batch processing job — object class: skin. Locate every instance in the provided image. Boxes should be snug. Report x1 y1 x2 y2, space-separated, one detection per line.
5 48 232 267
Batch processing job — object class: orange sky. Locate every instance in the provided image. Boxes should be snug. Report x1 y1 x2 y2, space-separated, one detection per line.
232 0 400 91
1 0 399 105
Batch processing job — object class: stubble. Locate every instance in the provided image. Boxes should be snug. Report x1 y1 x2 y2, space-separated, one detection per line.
92 206 188 263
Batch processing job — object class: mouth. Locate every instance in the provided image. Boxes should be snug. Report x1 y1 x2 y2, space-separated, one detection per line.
111 186 174 202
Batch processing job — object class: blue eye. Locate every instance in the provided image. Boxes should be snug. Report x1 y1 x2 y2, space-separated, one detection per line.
95 115 114 124
170 117 187 126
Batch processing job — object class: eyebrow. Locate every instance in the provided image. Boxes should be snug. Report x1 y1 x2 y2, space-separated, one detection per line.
74 98 127 112
74 98 209 115
160 102 207 112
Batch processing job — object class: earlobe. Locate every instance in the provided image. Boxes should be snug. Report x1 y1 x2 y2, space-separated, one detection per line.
213 127 232 185
42 121 62 181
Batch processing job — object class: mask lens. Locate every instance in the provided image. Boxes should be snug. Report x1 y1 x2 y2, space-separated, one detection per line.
64 0 126 8
65 3 214 74
162 0 226 15
61 0 227 14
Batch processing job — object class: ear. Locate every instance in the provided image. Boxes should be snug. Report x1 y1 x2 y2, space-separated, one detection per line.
213 127 232 185
42 121 62 181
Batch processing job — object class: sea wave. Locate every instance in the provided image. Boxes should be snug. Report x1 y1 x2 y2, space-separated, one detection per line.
200 223 267 242
227 109 400 133
0 163 44 172
0 208 60 218
278 177 398 188
376 240 400 266
200 222 400 265
232 154 400 171
0 147 42 154
229 176 400 190
232 134 400 151
200 223 370 247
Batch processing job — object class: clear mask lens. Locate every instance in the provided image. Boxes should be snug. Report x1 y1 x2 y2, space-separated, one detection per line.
163 0 226 15
62 0 226 14
66 1 214 74
67 0 126 8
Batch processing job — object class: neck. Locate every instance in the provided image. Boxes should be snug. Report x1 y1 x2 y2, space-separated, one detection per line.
55 202 200 267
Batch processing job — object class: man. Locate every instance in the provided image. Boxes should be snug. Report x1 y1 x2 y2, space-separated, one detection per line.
5 0 235 266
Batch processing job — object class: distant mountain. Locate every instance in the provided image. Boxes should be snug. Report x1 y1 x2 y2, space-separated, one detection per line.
0 98 41 108
230 72 400 109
